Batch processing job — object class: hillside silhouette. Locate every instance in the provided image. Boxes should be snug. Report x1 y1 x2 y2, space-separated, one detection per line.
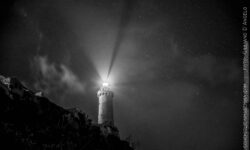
0 75 134 150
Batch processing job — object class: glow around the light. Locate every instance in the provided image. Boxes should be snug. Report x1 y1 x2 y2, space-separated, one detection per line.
102 82 109 87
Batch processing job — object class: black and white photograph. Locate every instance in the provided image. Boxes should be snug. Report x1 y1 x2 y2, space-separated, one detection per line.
0 0 248 150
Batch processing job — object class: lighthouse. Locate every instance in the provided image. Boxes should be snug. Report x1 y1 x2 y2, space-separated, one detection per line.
97 82 114 126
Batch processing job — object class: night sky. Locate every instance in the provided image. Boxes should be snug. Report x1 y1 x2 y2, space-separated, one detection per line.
0 0 243 150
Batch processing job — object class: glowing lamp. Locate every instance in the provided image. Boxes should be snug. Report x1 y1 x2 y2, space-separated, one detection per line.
102 82 109 87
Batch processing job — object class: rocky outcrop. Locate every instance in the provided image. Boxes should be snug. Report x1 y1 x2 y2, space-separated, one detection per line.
0 75 134 150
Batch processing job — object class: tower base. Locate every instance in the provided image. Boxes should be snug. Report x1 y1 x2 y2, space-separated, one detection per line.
100 122 119 137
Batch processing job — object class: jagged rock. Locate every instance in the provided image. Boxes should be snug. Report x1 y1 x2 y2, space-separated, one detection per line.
0 75 134 150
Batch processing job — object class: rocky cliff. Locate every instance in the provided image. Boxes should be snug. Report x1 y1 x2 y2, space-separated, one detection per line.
0 75 134 150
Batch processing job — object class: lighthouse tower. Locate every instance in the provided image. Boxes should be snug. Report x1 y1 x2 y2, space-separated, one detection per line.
97 82 114 126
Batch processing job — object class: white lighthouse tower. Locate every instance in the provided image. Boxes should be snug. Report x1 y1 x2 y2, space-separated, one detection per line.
97 82 114 126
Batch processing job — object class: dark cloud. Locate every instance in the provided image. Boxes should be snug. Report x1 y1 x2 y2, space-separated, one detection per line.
32 56 86 95
184 54 241 85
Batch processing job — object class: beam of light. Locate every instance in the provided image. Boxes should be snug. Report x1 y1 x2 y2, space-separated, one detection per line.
106 0 135 79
